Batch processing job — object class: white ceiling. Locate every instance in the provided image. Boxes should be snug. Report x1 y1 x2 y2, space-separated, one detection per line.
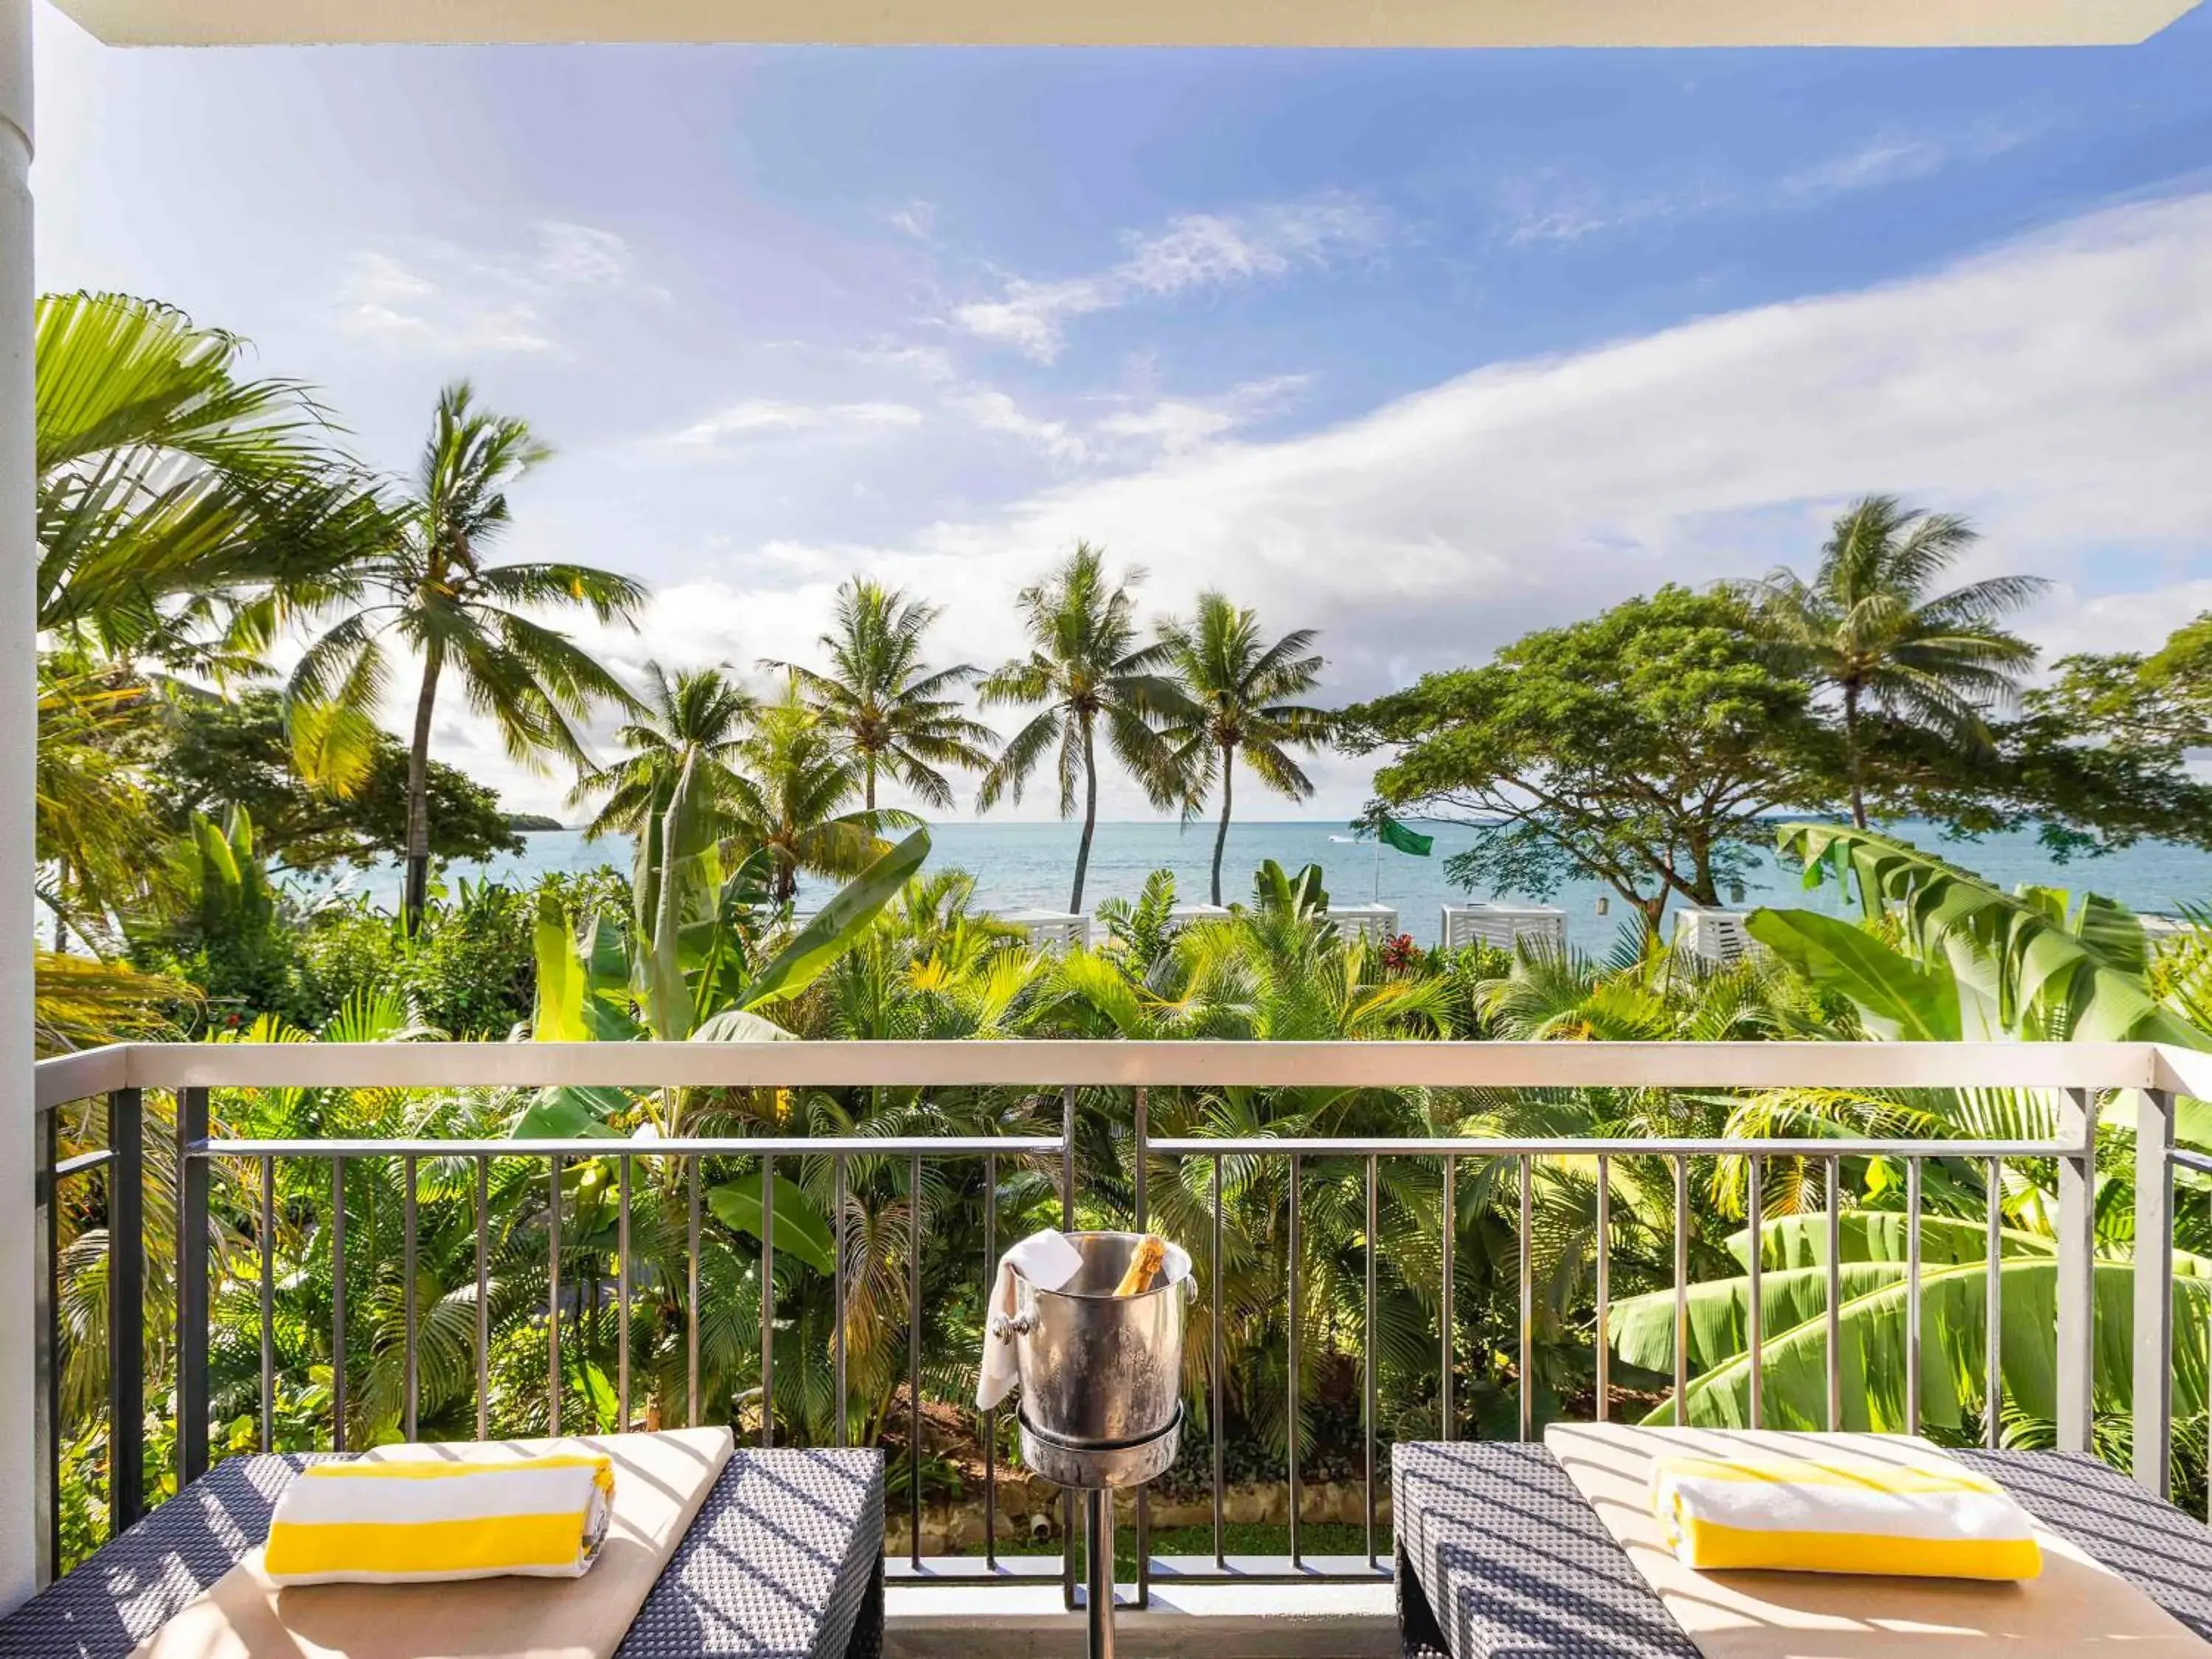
46 0 2206 48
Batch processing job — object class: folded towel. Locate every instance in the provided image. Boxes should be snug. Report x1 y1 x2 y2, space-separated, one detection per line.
1650 1453 2042 1581
977 1228 1085 1410
263 1453 615 1585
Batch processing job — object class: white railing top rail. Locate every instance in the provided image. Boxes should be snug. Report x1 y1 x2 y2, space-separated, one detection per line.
32 1037 2187 1112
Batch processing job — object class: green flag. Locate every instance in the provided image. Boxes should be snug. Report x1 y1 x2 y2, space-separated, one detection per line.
1377 815 1433 857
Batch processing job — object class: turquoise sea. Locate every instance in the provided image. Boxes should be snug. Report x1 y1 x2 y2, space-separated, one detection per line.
306 818 2212 956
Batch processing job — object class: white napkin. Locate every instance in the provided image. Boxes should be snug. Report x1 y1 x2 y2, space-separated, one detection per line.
977 1229 1085 1409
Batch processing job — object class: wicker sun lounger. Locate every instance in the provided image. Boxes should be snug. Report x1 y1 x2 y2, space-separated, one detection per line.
0 1447 886 1659
1394 1441 2212 1659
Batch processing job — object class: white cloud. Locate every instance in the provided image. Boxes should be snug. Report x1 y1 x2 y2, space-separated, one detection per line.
1093 375 1311 458
1501 122 2039 248
887 200 938 240
335 221 645 356
658 398 925 450
953 195 1389 362
1779 122 2037 202
422 191 2212 820
535 221 634 285
944 387 1088 462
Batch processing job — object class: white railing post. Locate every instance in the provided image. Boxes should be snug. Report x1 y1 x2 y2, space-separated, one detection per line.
2055 1087 2098 1454
2132 1089 2177 1495
0 0 36 1614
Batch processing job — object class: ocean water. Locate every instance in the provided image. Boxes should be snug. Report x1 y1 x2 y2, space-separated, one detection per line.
304 818 2212 956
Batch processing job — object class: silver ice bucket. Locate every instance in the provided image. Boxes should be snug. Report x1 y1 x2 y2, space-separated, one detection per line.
993 1231 1194 1472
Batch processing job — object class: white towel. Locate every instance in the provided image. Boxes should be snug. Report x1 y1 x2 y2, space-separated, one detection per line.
977 1228 1084 1409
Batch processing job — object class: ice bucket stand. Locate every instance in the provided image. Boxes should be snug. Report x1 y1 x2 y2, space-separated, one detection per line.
1017 1406 1181 1659
992 1230 1190 1659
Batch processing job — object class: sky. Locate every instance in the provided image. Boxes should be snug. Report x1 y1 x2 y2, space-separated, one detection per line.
27 3 2212 821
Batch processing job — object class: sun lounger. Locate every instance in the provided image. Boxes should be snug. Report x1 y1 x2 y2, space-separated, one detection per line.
1394 1441 2212 1659
0 1447 885 1659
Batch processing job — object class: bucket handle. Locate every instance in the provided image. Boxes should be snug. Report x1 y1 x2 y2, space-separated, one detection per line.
989 1311 1034 1342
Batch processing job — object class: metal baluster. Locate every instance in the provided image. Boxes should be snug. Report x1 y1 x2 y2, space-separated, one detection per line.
1440 1155 1455 1441
109 1087 145 1529
617 1155 632 1430
332 1155 347 1453
547 1155 562 1436
1985 1156 2003 1450
1672 1155 1689 1427
760 1152 774 1447
176 1087 209 1483
1364 1154 1379 1571
1062 1086 1077 1612
1826 1156 1843 1433
688 1155 701 1429
1905 1157 1923 1436
476 1157 490 1441
832 1155 846 1447
1211 1152 1225 1571
260 1157 275 1453
1595 1154 1611 1425
1517 1155 1534 1443
984 1152 998 1571
1133 1088 1149 1607
1747 1155 1763 1432
909 1152 923 1571
403 1153 419 1441
1287 1152 1302 1568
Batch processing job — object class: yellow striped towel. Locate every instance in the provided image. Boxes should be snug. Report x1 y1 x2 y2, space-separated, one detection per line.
1649 1453 2042 1582
262 1454 615 1586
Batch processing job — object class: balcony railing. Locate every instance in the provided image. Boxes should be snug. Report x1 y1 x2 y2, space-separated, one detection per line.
28 1039 2208 1601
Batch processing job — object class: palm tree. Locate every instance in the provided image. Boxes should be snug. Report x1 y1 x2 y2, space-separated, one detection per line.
724 680 907 906
569 663 757 841
976 543 1188 913
1733 496 2046 828
35 292 396 677
763 578 995 812
1156 593 1332 905
287 381 646 928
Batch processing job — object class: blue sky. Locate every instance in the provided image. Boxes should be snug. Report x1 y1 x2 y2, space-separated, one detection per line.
29 3 2212 817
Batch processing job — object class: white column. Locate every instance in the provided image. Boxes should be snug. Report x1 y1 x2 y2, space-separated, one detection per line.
0 0 35 1615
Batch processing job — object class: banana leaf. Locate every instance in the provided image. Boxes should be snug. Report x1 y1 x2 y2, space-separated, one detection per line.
708 1171 836 1274
512 1085 630 1140
1744 909 1959 1042
738 829 931 1011
1728 1211 2053 1271
1621 1256 2211 1433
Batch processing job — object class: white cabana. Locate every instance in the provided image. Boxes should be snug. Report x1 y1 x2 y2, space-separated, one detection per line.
1439 903 1568 953
998 908 1091 950
1671 906 1764 966
1327 902 1400 943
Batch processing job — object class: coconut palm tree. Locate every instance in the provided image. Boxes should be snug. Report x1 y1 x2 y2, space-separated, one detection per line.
35 291 396 678
763 578 995 813
1732 497 2045 828
569 663 757 841
723 680 909 907
976 543 1189 913
287 381 647 929
1156 594 1332 904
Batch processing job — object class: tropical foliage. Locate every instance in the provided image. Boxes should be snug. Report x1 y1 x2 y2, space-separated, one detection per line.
977 543 1190 911
1731 495 2045 828
30 292 2212 1564
285 380 646 927
767 579 995 812
1155 594 1332 904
